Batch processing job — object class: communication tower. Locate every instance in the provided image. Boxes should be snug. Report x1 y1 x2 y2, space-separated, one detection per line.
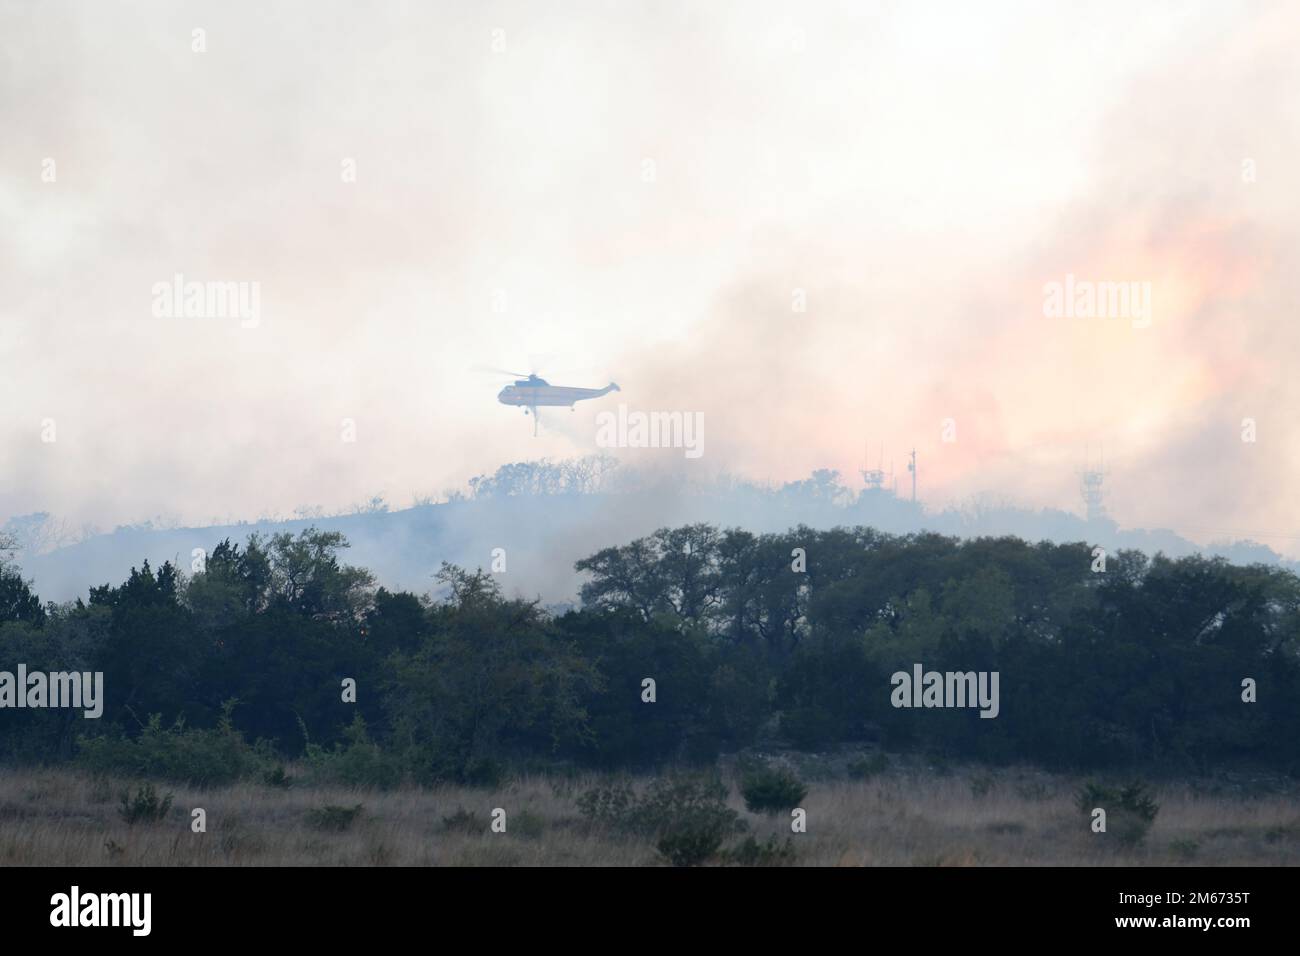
1079 449 1107 521
860 444 893 494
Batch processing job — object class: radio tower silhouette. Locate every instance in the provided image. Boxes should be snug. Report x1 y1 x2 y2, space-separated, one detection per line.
860 443 892 494
1079 449 1107 522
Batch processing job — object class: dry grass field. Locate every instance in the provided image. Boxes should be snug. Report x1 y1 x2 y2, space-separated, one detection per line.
2 759 1298 866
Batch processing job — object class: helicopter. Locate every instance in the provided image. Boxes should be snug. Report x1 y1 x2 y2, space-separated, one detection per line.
489 369 620 435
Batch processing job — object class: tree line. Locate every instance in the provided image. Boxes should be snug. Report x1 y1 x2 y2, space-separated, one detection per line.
1 524 1298 782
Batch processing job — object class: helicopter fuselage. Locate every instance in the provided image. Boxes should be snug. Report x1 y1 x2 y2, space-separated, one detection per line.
497 382 619 408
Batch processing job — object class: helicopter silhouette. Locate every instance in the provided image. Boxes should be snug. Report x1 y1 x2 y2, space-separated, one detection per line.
487 369 620 435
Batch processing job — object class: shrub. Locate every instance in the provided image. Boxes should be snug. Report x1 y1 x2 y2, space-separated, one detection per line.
1109 813 1152 848
578 775 746 848
80 700 274 786
1077 781 1159 848
441 807 485 834
305 803 364 831
575 775 745 867
575 781 636 829
657 821 726 867
1076 781 1159 821
262 765 293 789
635 776 743 837
302 716 403 790
721 834 797 866
741 764 808 815
118 783 173 825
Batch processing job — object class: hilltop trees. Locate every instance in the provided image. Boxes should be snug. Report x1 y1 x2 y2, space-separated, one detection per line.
467 455 618 498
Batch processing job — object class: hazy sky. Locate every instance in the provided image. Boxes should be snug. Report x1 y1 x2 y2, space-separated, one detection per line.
3 0 1298 554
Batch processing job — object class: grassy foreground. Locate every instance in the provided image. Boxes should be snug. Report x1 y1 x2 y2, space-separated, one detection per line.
2 760 1298 866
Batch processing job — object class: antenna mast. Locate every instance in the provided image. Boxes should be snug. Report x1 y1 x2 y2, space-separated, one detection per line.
1079 447 1107 522
861 442 887 492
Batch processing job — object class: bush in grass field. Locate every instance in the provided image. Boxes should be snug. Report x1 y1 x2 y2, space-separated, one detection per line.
577 775 746 866
305 803 364 832
578 775 743 837
721 834 798 867
636 776 744 839
301 715 404 790
1077 781 1159 848
79 699 275 787
740 764 808 815
262 765 293 789
575 780 637 829
118 783 173 825
657 819 728 868
441 807 485 834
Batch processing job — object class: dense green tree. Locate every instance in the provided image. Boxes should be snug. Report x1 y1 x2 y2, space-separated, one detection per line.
0 568 45 627
382 565 599 782
2 522 1297 779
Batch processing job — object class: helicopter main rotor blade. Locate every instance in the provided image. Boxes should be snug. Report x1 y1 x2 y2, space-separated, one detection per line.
472 364 530 378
